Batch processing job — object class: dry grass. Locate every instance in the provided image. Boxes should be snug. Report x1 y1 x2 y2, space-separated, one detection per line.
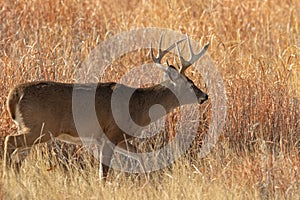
0 0 299 199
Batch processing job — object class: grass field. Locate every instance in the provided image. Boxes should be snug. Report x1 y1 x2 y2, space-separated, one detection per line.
0 0 299 199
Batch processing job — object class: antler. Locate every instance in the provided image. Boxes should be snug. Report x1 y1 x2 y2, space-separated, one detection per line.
150 33 185 65
176 34 209 74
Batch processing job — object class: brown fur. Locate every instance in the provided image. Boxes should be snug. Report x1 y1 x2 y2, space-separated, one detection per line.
5 74 207 178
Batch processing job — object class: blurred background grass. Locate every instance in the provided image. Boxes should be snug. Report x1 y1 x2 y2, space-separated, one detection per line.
0 0 299 199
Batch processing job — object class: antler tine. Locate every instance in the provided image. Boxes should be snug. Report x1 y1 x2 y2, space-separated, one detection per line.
151 33 186 64
150 43 158 63
176 34 210 74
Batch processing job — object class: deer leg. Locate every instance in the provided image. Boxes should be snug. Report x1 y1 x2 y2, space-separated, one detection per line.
114 139 147 175
4 127 52 169
97 142 114 180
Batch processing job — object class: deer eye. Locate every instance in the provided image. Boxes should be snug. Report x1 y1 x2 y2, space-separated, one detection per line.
187 82 194 91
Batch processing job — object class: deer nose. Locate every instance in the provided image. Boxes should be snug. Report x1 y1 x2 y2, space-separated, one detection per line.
200 93 208 104
204 93 208 100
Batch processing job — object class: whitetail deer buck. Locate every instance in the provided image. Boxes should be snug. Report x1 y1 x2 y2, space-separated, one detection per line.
4 34 209 178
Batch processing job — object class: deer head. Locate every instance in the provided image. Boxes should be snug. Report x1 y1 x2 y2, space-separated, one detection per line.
150 34 209 105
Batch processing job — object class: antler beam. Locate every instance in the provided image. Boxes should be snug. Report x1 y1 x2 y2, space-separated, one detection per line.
150 33 185 65
176 34 209 74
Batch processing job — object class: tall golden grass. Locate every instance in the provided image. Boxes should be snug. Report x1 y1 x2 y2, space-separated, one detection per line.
0 0 299 199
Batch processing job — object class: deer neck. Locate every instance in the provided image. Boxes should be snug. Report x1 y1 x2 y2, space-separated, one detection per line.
148 81 180 113
129 81 180 126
